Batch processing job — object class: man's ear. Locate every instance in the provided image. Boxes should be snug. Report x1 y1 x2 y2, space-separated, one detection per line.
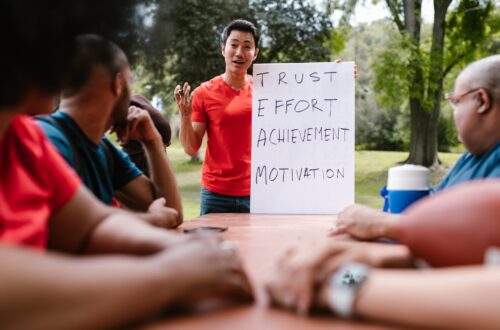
110 72 123 97
477 88 491 114
221 43 226 57
253 47 259 61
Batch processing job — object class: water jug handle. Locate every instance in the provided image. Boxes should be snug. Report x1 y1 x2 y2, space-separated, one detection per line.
380 185 389 212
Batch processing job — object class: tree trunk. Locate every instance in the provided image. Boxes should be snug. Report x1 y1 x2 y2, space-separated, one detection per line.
403 0 437 166
404 0 451 167
406 101 439 166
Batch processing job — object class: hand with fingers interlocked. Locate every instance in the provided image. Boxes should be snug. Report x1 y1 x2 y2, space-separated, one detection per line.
266 238 413 315
266 239 354 315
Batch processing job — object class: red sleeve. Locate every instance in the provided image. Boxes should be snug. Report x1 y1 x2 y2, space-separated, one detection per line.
34 120 81 212
191 88 207 123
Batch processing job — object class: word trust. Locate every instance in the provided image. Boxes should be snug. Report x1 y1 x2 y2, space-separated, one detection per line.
255 71 338 87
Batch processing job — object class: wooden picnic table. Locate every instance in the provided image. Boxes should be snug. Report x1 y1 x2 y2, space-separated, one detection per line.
141 213 406 330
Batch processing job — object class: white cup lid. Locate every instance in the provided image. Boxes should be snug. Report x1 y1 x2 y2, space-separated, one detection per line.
387 164 430 190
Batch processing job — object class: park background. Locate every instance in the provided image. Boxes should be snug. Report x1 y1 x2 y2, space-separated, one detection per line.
108 0 498 219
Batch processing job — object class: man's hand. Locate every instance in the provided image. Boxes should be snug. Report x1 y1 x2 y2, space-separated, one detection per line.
145 197 180 228
115 106 161 144
153 235 254 305
175 82 206 157
266 239 413 315
329 204 401 240
266 240 366 315
174 82 193 120
266 239 339 315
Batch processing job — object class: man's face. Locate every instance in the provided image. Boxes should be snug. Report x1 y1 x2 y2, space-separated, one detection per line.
221 30 259 75
111 67 132 126
452 77 480 150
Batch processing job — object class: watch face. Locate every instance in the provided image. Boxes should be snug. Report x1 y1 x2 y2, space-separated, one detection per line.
328 262 371 318
337 263 369 287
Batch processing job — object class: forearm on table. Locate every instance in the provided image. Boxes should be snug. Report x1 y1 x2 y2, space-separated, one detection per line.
143 137 183 223
369 243 414 268
179 117 201 156
355 267 500 330
83 213 178 255
0 247 173 330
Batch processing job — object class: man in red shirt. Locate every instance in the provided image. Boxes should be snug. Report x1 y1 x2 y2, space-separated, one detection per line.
0 2 252 328
175 19 259 215
174 20 356 215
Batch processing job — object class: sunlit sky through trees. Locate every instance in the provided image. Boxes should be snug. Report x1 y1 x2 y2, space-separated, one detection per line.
314 0 437 25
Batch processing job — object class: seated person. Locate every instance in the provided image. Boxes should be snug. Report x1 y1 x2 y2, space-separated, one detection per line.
36 35 183 228
267 180 500 329
332 55 500 241
121 94 172 178
0 3 252 329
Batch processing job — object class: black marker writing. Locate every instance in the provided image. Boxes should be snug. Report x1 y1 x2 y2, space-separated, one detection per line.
256 126 350 147
255 166 345 185
256 72 270 87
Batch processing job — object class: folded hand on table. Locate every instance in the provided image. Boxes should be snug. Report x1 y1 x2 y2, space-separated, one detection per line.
266 238 413 315
153 234 254 307
146 197 179 229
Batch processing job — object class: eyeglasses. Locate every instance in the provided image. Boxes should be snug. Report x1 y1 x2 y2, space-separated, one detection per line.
445 88 481 107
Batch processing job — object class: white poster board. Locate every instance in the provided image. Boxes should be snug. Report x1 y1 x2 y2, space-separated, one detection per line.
251 62 355 214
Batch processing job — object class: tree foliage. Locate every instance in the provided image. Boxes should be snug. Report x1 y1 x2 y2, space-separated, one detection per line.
253 0 333 63
140 0 253 99
340 18 468 153
370 0 496 166
134 0 333 116
344 21 411 150
130 0 498 157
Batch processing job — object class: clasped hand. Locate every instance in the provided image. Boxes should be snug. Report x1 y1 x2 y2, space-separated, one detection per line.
113 106 161 144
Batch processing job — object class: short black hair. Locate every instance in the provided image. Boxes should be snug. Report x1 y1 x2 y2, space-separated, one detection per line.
220 19 259 48
0 0 140 109
63 34 129 93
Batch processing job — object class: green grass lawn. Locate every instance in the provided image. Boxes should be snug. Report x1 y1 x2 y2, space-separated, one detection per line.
354 150 461 208
169 140 462 220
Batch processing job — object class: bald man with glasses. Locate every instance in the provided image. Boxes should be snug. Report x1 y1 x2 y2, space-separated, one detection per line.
444 57 499 158
331 55 500 241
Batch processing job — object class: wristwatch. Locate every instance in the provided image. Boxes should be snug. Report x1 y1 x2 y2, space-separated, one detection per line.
326 262 371 318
